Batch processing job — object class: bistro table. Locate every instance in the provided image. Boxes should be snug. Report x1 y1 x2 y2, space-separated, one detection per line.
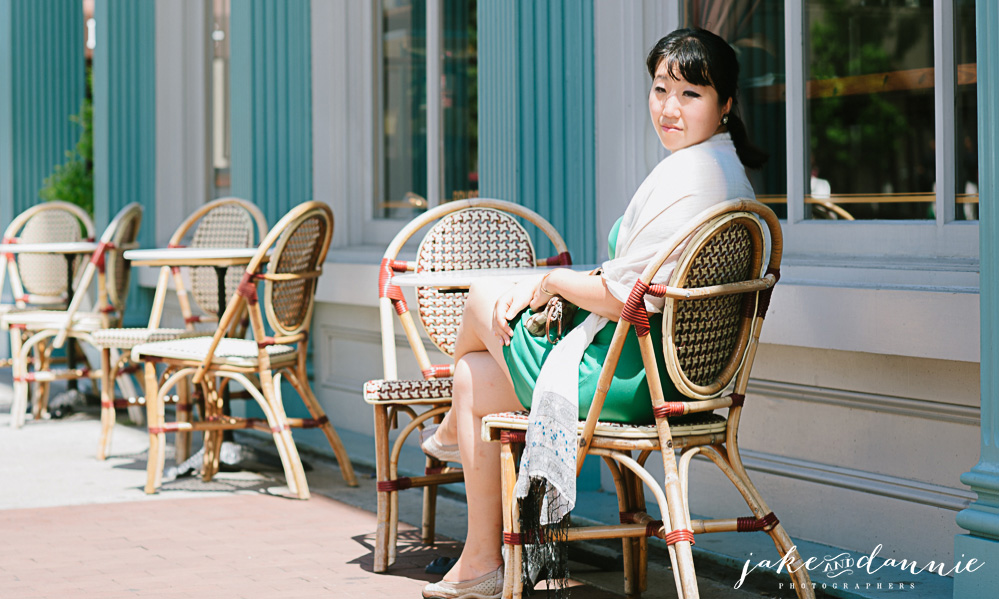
390 265 598 289
123 246 266 473
0 241 100 396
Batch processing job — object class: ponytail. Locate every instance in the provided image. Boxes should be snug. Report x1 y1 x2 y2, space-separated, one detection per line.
726 111 768 170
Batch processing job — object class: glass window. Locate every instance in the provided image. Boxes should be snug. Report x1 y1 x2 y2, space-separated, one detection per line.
805 0 935 220
212 0 231 199
684 0 787 218
955 0 978 221
377 0 478 221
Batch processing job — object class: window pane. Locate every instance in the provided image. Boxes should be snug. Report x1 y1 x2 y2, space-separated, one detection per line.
212 0 231 198
442 0 477 203
805 0 934 220
955 0 978 221
380 0 427 220
684 1 786 217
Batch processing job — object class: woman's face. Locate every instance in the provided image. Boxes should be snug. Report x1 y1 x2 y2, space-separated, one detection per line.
648 60 732 152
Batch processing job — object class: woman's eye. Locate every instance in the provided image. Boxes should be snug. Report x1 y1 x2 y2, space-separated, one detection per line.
654 86 666 93
683 90 701 98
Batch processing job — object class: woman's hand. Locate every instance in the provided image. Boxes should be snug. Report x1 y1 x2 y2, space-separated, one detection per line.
492 279 540 345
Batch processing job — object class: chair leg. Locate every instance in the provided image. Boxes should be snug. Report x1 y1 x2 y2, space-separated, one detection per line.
201 378 223 482
658 451 700 599
31 339 49 420
373 405 393 573
289 366 358 487
259 369 310 499
144 362 165 494
499 436 522 599
175 375 191 464
97 347 114 460
9 327 27 427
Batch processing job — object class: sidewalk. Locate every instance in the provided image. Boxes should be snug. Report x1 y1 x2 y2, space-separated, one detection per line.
0 374 781 599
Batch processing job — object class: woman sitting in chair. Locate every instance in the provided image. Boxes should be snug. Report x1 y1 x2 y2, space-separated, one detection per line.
420 27 768 599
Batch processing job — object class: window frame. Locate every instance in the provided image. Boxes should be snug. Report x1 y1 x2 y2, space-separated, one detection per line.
777 0 978 265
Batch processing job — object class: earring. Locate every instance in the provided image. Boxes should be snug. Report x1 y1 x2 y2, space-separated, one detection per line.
721 114 729 125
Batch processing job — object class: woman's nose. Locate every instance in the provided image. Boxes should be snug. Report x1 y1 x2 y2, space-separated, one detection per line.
661 95 680 117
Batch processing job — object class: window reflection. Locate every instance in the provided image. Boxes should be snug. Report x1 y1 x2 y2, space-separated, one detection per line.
378 0 478 220
955 0 978 221
805 0 935 220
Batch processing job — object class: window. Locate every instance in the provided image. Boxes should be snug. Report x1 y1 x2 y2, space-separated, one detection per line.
376 0 478 222
684 0 978 259
211 0 231 199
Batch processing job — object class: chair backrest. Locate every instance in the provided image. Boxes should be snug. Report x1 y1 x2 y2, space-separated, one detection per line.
414 208 537 355
662 210 767 399
378 198 571 379
102 204 145 315
52 203 143 348
261 202 333 337
191 202 332 384
2 201 95 305
168 197 268 319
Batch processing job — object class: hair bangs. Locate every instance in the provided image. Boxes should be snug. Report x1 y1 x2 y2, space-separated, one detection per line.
661 39 714 87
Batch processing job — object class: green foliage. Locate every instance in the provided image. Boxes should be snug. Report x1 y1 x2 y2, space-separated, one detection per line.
39 70 93 216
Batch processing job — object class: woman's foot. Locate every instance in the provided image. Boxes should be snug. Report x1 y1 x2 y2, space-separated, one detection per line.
421 423 462 463
421 564 503 599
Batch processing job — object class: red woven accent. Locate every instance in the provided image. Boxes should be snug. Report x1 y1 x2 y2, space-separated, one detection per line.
421 364 452 380
91 241 116 272
664 529 695 546
621 280 652 337
16 295 29 303
2 236 15 262
543 251 573 266
500 430 526 444
646 284 669 297
377 477 413 492
118 364 141 375
14 373 36 382
737 512 779 532
270 424 290 433
503 532 526 545
175 402 193 412
646 520 664 538
620 511 639 524
100 305 117 314
257 337 275 348
171 266 182 276
730 393 745 408
167 243 185 249
378 259 408 315
9 323 26 330
148 423 182 435
300 416 329 429
653 402 686 418
184 315 201 324
757 267 781 318
237 271 258 304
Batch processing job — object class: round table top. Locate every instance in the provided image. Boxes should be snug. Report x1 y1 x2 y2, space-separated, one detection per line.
123 247 261 267
390 265 595 289
0 241 99 255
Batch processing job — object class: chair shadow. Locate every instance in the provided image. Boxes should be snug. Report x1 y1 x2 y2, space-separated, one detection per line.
349 529 463 582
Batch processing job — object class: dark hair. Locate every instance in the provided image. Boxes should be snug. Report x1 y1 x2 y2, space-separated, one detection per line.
646 28 768 169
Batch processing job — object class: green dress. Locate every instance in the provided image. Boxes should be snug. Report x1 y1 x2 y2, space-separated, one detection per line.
502 218 681 424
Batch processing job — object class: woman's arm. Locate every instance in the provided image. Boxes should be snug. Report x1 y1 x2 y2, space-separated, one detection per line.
529 268 624 321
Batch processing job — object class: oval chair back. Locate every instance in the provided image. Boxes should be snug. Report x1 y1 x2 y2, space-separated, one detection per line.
3 201 95 307
414 208 537 356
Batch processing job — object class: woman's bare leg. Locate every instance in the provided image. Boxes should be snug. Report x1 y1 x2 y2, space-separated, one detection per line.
434 280 523 582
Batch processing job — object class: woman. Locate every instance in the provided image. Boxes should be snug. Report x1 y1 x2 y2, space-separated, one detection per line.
420 27 767 599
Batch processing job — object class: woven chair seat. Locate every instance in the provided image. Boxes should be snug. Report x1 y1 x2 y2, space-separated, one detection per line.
91 328 203 350
2 309 106 332
363 377 453 405
131 336 296 368
481 410 727 442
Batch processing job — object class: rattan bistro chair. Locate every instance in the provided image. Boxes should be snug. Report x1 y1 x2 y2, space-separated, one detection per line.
132 201 356 499
482 200 815 599
1 201 95 371
4 203 143 428
363 198 572 572
91 197 268 460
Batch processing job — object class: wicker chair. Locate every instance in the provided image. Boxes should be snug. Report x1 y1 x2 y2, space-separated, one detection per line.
131 201 356 499
363 198 572 572
481 199 814 599
3 203 143 428
91 197 268 460
1 202 95 371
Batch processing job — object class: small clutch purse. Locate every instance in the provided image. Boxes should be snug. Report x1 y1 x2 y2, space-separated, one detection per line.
525 295 579 345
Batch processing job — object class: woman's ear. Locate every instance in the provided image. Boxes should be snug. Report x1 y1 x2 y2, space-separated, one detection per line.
722 97 733 116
